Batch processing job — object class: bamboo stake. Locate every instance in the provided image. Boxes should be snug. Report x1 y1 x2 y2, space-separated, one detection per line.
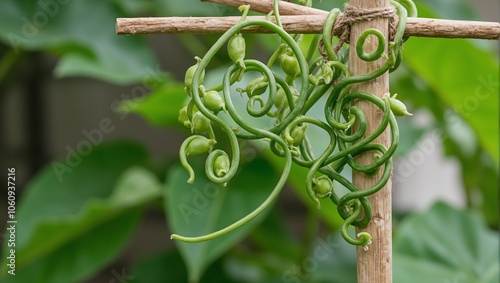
116 16 500 40
349 0 392 282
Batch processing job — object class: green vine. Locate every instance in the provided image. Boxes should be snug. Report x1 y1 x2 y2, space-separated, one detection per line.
172 0 416 248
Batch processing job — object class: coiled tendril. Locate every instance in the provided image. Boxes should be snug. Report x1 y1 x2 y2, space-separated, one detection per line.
174 0 415 248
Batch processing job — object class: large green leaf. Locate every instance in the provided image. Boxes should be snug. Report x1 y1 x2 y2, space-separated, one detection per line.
1 142 162 282
0 0 157 84
166 158 279 282
403 5 499 164
394 202 499 283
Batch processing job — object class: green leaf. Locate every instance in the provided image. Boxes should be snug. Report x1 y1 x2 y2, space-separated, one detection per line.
1 142 162 283
3 210 142 283
0 0 158 84
403 6 499 165
123 80 187 127
132 250 189 283
248 205 301 262
165 158 279 282
394 202 499 283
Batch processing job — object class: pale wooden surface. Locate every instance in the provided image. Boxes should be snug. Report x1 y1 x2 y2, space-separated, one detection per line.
116 16 500 40
348 0 392 282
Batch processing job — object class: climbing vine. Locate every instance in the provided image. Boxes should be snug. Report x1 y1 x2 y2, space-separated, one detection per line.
173 0 417 248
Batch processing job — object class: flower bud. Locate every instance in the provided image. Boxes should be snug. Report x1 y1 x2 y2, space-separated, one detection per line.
214 154 230 177
185 57 205 92
245 76 268 97
274 87 287 108
313 176 333 198
286 123 307 146
191 112 211 134
280 49 300 78
178 106 191 128
186 136 216 156
387 93 412 116
309 63 334 85
228 33 246 64
203 90 226 114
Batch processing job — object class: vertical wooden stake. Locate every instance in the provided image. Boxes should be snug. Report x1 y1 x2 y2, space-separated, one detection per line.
349 0 392 283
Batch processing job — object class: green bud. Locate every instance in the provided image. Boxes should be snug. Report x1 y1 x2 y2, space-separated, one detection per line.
178 106 191 128
191 112 211 134
203 90 226 114
286 123 307 146
313 176 333 198
214 154 230 177
386 93 412 116
245 76 268 97
280 49 300 78
185 56 205 92
309 63 334 85
228 33 246 64
186 136 216 156
274 87 287 108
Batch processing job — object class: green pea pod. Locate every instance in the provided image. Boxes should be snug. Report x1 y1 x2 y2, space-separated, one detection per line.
178 106 191 128
184 56 205 93
191 112 211 134
203 90 226 114
280 49 300 78
386 93 412 116
186 136 216 156
228 33 246 66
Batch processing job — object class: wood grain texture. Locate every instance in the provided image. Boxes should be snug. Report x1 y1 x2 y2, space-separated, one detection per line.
348 0 392 283
116 16 500 40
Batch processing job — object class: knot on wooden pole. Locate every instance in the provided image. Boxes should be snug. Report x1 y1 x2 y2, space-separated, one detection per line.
321 4 398 56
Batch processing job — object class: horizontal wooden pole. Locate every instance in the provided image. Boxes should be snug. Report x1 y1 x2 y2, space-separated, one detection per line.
116 15 500 40
201 0 328 16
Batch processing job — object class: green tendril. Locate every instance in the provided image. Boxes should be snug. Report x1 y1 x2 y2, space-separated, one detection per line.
174 0 416 247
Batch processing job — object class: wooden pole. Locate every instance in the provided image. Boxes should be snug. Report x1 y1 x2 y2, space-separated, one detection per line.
348 0 392 283
202 0 326 15
116 16 500 39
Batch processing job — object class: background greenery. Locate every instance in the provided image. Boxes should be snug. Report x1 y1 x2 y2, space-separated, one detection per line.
0 0 498 282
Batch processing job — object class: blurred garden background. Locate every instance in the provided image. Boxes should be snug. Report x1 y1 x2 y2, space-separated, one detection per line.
0 0 498 282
